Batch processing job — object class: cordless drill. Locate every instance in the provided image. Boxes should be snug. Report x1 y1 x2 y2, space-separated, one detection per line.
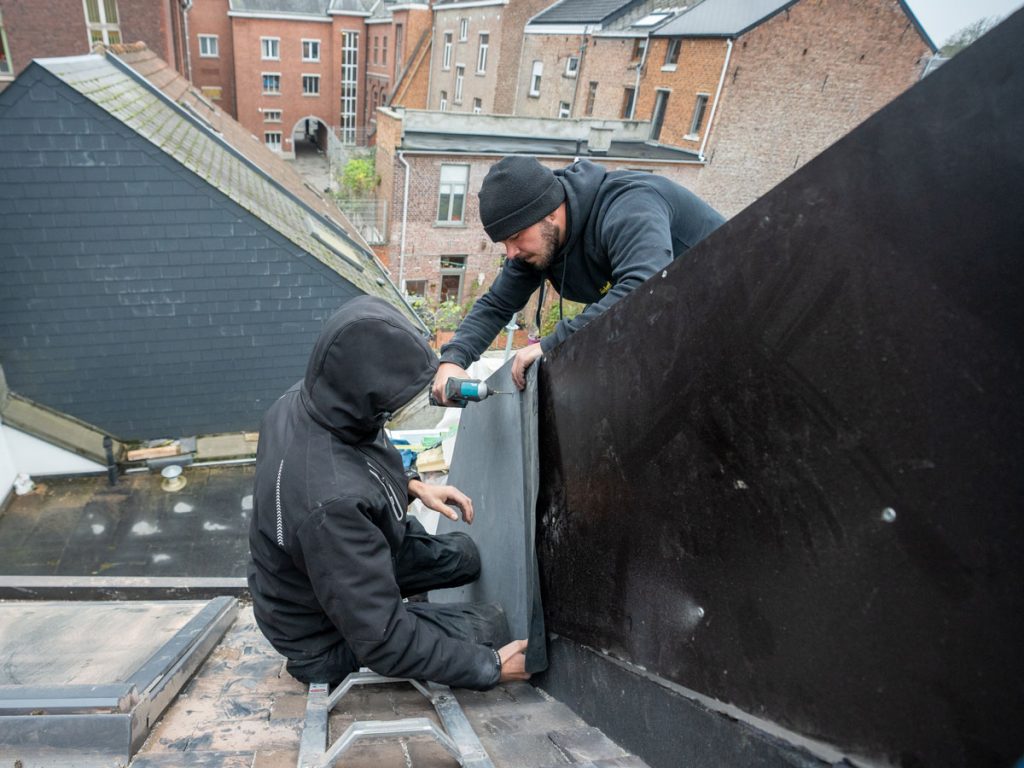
430 378 512 408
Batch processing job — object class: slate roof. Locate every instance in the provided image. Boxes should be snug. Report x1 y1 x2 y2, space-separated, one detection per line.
652 0 934 48
529 0 644 26
651 0 794 36
227 0 371 15
39 47 415 321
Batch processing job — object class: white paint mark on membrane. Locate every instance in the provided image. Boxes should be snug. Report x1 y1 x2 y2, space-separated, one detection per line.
132 521 160 536
241 495 253 511
152 554 171 563
91 524 106 535
174 502 194 514
203 522 229 531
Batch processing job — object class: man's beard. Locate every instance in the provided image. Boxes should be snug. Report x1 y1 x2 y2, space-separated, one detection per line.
528 219 561 272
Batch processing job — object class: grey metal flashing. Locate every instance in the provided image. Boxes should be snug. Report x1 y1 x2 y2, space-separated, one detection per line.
0 598 238 767
896 0 937 51
0 390 123 465
399 133 702 163
529 0 645 27
0 576 249 601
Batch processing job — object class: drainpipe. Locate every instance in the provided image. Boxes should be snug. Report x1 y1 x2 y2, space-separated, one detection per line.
568 25 591 117
699 37 733 162
181 0 193 82
397 150 411 291
630 30 651 119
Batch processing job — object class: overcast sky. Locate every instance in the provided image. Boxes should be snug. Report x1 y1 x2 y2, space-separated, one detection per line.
904 0 1024 45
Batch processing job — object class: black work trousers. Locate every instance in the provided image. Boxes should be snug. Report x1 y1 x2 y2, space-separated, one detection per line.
286 517 510 686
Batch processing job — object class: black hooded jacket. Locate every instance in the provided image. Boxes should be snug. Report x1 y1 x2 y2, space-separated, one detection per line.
439 159 725 368
248 296 500 690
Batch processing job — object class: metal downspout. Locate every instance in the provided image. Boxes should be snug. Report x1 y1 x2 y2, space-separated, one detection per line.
699 38 733 162
397 150 411 291
631 30 651 119
181 0 193 83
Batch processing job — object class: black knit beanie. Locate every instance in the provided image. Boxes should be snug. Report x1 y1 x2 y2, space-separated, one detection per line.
478 156 566 242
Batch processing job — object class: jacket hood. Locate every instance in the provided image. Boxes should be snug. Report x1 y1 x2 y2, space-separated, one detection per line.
553 160 607 270
301 296 438 443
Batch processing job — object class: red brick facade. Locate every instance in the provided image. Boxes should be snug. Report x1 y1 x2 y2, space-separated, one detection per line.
187 0 235 115
231 14 365 157
689 0 933 216
0 0 182 91
390 6 433 110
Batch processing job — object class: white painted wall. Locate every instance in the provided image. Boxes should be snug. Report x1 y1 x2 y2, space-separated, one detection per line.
0 419 105 496
0 418 16 502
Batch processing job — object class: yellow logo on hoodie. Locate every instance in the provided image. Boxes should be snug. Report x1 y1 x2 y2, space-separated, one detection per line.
599 281 612 295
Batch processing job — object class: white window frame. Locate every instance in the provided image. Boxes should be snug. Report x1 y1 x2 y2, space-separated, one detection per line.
663 38 681 70
439 90 448 111
442 32 452 70
476 33 489 74
436 164 468 225
439 255 467 302
0 12 12 76
529 60 542 97
558 101 570 118
472 98 482 114
263 109 282 123
83 0 122 46
262 72 281 95
454 65 465 103
261 36 280 61
459 18 468 41
686 93 710 139
565 55 579 78
340 31 359 144
198 34 219 58
302 74 321 96
264 131 282 151
302 39 321 62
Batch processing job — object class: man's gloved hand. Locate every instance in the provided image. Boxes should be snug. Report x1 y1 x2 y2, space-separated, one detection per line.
432 362 469 406
408 479 474 524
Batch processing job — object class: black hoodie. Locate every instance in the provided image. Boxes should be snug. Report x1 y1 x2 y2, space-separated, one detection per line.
440 159 725 368
248 296 500 690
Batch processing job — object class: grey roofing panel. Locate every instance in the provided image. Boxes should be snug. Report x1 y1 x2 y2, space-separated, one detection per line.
329 0 372 12
229 0 331 14
401 131 700 161
531 0 640 25
653 0 794 37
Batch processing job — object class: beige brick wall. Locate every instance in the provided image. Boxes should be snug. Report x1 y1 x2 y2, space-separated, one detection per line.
574 35 643 119
695 0 933 217
515 34 588 118
428 4 506 113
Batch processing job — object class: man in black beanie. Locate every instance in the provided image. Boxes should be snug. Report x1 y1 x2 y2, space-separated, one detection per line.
431 155 724 402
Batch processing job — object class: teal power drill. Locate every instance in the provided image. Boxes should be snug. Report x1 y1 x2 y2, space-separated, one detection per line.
430 378 512 408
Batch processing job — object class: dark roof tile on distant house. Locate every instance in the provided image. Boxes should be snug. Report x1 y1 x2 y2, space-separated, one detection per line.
529 0 642 26
652 0 935 49
228 0 331 15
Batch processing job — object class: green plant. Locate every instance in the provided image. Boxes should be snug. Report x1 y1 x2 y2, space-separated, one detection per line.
540 300 584 337
435 299 464 331
338 152 377 198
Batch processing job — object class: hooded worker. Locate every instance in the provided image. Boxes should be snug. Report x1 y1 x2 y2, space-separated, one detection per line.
248 296 528 689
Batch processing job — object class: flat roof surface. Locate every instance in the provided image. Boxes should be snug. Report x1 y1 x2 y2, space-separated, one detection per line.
0 465 253 578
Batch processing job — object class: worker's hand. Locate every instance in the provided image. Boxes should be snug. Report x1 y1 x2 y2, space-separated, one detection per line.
408 479 474 524
511 345 543 390
497 639 530 682
432 362 469 406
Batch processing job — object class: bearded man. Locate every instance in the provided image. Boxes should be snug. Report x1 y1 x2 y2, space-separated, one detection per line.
431 155 725 403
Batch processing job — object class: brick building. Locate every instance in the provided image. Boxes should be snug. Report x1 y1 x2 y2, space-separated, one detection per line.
0 0 186 93
364 0 434 138
427 0 550 115
514 0 679 120
374 108 702 325
641 0 936 216
185 0 237 115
